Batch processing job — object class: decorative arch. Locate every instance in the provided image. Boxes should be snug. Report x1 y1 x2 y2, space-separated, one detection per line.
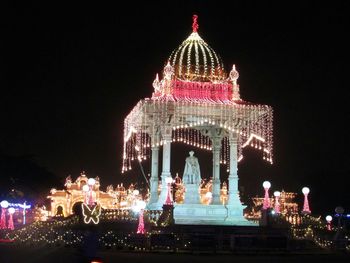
53 203 66 217
70 197 85 214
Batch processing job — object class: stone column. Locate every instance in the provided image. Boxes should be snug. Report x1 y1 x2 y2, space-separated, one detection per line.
157 127 172 208
147 145 159 209
227 133 241 206
162 136 171 176
211 136 222 205
224 132 250 225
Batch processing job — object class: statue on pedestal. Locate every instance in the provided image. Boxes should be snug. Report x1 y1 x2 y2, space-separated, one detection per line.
183 151 201 185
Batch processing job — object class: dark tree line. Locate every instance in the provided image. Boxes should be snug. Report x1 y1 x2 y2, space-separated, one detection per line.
0 154 61 205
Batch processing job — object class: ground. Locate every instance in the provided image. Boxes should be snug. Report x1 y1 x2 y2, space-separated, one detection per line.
1 244 349 263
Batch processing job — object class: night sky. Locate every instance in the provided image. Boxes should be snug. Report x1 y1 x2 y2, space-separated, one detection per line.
2 2 350 216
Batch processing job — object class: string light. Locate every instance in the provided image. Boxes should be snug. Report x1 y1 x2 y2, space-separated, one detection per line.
4 207 347 252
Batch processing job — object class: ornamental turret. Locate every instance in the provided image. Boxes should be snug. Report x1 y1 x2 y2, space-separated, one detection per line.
229 64 240 100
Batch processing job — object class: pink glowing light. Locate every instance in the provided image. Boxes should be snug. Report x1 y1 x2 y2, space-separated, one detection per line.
137 208 145 234
326 215 332 231
8 207 15 230
274 191 281 214
88 178 96 206
302 187 311 214
262 181 271 210
192 15 199 32
0 201 8 229
0 208 6 229
170 80 233 103
164 177 173 205
82 184 89 204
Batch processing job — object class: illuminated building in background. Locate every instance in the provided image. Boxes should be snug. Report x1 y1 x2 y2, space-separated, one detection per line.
47 172 142 217
248 190 300 224
122 15 273 225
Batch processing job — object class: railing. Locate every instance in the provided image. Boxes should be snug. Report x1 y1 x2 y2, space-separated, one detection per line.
101 209 136 222
145 210 162 225
100 209 162 225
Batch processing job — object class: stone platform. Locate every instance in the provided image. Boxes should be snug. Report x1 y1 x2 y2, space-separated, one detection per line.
173 203 257 226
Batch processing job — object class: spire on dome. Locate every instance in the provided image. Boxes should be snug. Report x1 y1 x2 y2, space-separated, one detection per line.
192 14 199 33
169 15 225 82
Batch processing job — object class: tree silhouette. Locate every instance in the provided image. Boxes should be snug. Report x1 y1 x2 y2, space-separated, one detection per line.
0 154 60 204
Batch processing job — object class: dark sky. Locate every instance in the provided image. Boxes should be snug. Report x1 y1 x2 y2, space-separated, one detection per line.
2 2 350 216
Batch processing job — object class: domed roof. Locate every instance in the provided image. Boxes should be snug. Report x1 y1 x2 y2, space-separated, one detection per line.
169 15 226 82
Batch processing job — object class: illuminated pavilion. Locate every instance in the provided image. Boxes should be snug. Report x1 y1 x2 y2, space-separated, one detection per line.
122 16 273 225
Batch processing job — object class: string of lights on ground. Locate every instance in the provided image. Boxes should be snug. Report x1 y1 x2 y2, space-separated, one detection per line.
1 210 349 253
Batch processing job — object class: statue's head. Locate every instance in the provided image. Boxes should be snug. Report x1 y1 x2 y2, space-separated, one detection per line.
189 150 194 156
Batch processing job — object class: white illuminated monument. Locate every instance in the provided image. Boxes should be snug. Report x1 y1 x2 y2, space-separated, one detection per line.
122 15 273 225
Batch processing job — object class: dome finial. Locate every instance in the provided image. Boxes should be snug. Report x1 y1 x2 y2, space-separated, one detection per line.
192 14 199 32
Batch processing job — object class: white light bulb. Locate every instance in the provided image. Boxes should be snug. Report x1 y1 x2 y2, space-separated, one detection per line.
165 177 173 184
88 178 96 186
82 185 89 192
1 200 9 208
302 187 310 195
205 192 212 198
263 181 271 189
274 191 281 197
137 200 146 210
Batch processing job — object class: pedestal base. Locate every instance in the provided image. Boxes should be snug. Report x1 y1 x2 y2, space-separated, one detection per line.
146 202 162 210
174 204 257 226
184 184 201 204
